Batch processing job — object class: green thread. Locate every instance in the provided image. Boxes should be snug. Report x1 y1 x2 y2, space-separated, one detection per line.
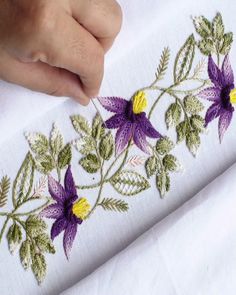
0 176 10 208
98 198 129 212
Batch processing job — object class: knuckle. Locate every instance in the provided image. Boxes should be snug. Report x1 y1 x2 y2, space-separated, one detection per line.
14 2 56 54
25 50 48 63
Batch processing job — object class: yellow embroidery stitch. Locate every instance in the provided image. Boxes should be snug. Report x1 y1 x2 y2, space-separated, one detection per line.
72 198 91 220
230 88 236 104
133 91 148 114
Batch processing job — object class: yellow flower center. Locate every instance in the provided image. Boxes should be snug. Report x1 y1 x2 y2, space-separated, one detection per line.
132 91 148 114
72 198 91 220
230 88 236 104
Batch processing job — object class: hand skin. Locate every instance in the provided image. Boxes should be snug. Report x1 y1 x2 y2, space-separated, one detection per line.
0 0 122 105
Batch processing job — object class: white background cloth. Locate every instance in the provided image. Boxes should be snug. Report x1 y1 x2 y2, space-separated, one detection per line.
61 162 236 295
0 0 236 294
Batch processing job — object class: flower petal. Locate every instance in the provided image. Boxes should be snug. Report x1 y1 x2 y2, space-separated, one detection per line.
115 122 133 154
64 165 77 196
98 97 128 114
205 102 221 126
222 54 234 86
40 204 64 219
208 56 223 88
218 109 234 142
51 217 68 240
138 115 162 138
48 175 68 204
63 222 78 260
104 114 127 129
198 87 221 102
133 125 150 154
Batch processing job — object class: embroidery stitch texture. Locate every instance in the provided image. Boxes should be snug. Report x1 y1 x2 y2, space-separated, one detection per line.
0 13 234 284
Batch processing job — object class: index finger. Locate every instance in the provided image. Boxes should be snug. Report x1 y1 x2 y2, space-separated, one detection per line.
34 12 105 98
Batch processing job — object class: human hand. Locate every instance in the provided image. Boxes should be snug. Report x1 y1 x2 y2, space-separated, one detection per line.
0 0 122 105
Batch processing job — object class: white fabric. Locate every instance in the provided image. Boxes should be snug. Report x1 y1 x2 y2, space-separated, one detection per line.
0 0 236 294
61 162 236 295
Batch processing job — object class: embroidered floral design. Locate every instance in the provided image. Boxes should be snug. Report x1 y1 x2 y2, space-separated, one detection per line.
198 55 235 141
0 12 233 284
99 91 162 154
40 166 90 259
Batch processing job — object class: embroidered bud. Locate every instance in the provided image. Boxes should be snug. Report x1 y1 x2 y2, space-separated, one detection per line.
230 88 236 104
72 198 91 220
132 91 148 114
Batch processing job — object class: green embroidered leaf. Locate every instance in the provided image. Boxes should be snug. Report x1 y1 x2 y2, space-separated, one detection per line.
30 241 37 259
156 137 174 155
192 59 206 79
35 154 55 174
20 239 32 269
73 137 96 156
163 154 180 172
220 32 233 55
99 132 114 161
31 176 47 199
92 113 105 140
197 38 214 56
155 47 170 81
7 223 22 254
165 103 182 128
174 34 195 83
0 175 10 208
183 95 204 115
176 121 190 143
156 171 170 198
99 198 129 212
26 215 47 238
212 12 224 40
71 115 92 136
190 115 205 132
58 144 72 169
25 133 49 156
13 152 35 207
186 130 200 156
79 154 101 173
193 16 212 38
35 233 55 254
31 253 47 285
145 156 159 178
110 170 150 196
50 123 64 157
126 155 145 168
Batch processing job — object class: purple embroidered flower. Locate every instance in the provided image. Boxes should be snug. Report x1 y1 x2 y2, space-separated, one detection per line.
40 166 90 259
198 55 236 142
99 91 162 154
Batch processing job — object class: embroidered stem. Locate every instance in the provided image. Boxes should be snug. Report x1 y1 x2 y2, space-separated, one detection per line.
86 159 105 218
14 200 51 217
76 143 131 191
76 182 101 190
84 142 131 218
0 216 10 242
105 142 131 182
0 194 49 243
167 91 191 124
148 84 176 119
